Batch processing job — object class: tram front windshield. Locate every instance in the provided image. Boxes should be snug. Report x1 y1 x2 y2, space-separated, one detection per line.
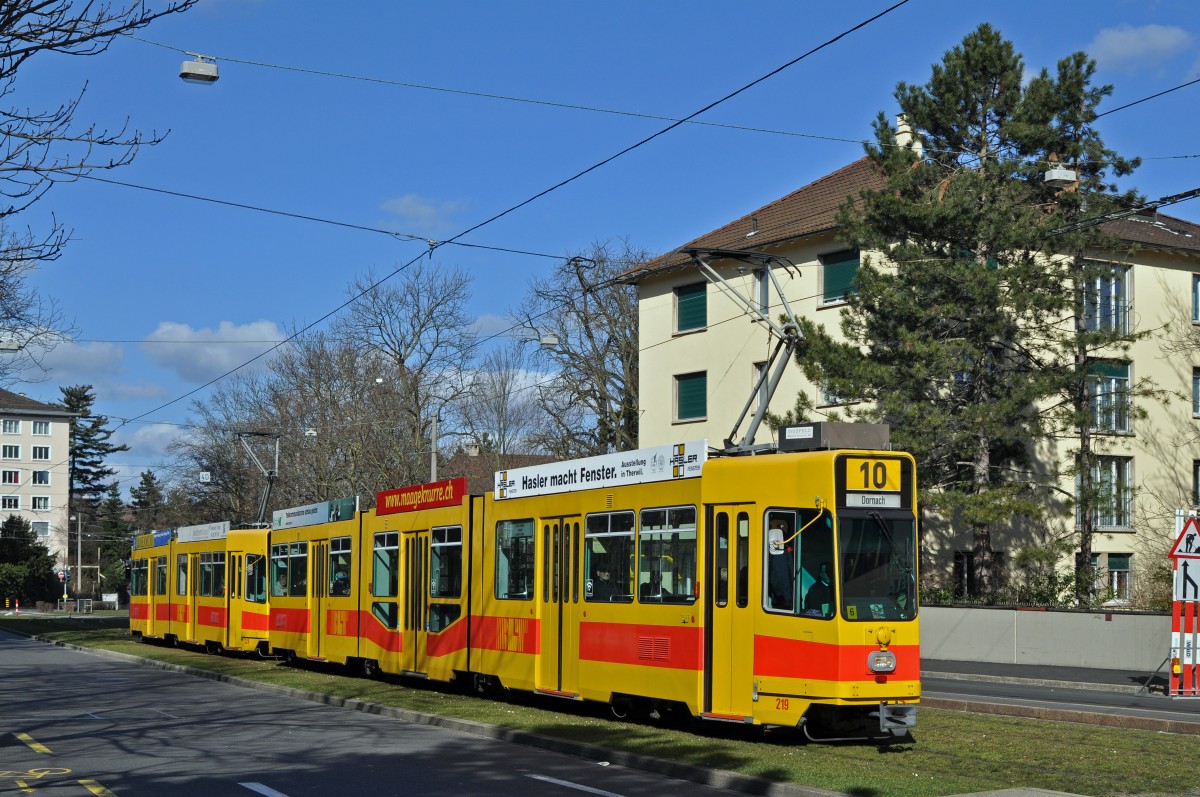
838 512 917 621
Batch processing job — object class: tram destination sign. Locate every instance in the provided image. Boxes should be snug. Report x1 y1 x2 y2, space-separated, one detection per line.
176 521 230 543
495 440 707 500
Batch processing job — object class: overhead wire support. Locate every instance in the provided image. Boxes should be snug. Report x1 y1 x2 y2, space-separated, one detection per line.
683 248 804 455
237 431 279 527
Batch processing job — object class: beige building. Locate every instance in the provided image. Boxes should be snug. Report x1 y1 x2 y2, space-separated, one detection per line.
626 158 1200 599
0 388 75 565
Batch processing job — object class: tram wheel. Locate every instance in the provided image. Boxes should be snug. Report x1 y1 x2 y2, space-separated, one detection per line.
609 698 633 720
360 658 380 679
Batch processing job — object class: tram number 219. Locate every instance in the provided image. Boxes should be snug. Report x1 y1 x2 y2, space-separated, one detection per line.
846 458 900 492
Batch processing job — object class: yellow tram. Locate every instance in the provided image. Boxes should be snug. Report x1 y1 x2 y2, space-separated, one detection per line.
130 423 919 740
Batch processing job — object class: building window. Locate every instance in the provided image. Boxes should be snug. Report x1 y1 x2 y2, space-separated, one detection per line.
1193 274 1200 323
675 282 707 333
1 469 17 485
1089 361 1130 433
753 361 768 416
1 495 17 510
31 521 48 537
1079 456 1133 530
675 371 707 422
2 419 18 434
32 470 49 486
1092 553 1132 602
32 421 49 436
31 445 49 461
1083 262 1129 334
1194 367 1200 417
1 445 17 459
1195 460 1200 507
31 496 49 511
821 250 859 304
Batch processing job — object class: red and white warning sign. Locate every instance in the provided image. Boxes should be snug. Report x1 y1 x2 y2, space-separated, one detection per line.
1169 516 1200 697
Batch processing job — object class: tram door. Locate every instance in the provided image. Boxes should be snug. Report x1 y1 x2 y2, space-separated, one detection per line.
400 531 429 674
226 553 242 648
184 553 199 643
704 507 754 719
536 516 580 695
307 540 328 659
146 556 161 638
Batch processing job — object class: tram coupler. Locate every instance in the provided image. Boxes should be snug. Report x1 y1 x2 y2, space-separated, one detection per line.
874 703 917 736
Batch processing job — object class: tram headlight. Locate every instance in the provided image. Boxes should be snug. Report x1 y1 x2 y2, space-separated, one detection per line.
868 650 897 674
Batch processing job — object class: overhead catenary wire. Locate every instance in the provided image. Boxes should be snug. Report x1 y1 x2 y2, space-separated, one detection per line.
109 0 914 431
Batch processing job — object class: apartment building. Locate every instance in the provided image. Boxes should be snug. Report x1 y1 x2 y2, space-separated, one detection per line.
625 157 1200 597
0 387 75 564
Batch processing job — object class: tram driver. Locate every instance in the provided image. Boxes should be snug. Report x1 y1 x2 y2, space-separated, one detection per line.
589 557 616 600
803 561 834 617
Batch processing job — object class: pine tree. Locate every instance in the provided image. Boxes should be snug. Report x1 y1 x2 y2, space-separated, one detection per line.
57 385 130 510
792 24 1138 596
96 482 131 597
0 514 58 602
129 470 166 531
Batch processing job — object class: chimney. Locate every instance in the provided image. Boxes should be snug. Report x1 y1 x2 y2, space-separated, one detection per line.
895 115 923 158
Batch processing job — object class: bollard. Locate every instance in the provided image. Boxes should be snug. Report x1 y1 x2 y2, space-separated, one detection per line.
14 598 17 616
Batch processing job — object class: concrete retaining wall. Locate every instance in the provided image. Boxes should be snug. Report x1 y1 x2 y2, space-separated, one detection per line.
920 606 1172 671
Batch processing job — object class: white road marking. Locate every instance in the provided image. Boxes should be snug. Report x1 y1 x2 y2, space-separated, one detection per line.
240 783 292 797
525 773 625 796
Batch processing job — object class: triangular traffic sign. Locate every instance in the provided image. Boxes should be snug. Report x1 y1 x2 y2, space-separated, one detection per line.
1169 516 1200 559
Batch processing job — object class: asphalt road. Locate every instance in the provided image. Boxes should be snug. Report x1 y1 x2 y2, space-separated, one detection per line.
0 629 756 797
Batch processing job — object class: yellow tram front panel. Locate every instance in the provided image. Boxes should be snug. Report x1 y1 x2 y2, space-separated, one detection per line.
129 529 172 640
701 449 920 730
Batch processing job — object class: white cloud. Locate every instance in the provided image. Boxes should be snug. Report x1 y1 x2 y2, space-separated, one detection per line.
1087 24 1194 73
381 194 468 236
472 313 519 337
42 340 124 378
141 320 285 384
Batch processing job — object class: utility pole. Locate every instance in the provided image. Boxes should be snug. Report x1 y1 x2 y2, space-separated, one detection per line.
71 514 81 597
430 412 438 481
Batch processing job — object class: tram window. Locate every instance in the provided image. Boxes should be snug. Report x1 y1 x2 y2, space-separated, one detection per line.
155 557 167 596
585 511 634 602
373 532 399 598
430 526 462 598
199 552 226 597
288 543 308 596
176 554 188 596
130 559 148 596
839 514 917 621
270 544 289 598
735 513 749 608
638 506 696 604
765 509 828 615
428 604 461 632
329 536 353 597
372 601 399 629
715 512 729 606
245 554 267 604
496 519 534 600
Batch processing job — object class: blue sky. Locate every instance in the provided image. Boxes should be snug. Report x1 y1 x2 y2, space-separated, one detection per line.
11 0 1200 492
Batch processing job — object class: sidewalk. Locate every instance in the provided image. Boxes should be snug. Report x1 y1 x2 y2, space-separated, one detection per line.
922 657 1168 694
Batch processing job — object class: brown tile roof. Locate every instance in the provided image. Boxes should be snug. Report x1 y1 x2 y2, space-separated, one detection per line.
625 159 1200 281
0 387 74 417
1103 210 1200 255
625 157 884 280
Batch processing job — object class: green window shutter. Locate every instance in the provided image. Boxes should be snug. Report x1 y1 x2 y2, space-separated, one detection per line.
822 250 859 303
676 372 707 420
676 283 707 331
